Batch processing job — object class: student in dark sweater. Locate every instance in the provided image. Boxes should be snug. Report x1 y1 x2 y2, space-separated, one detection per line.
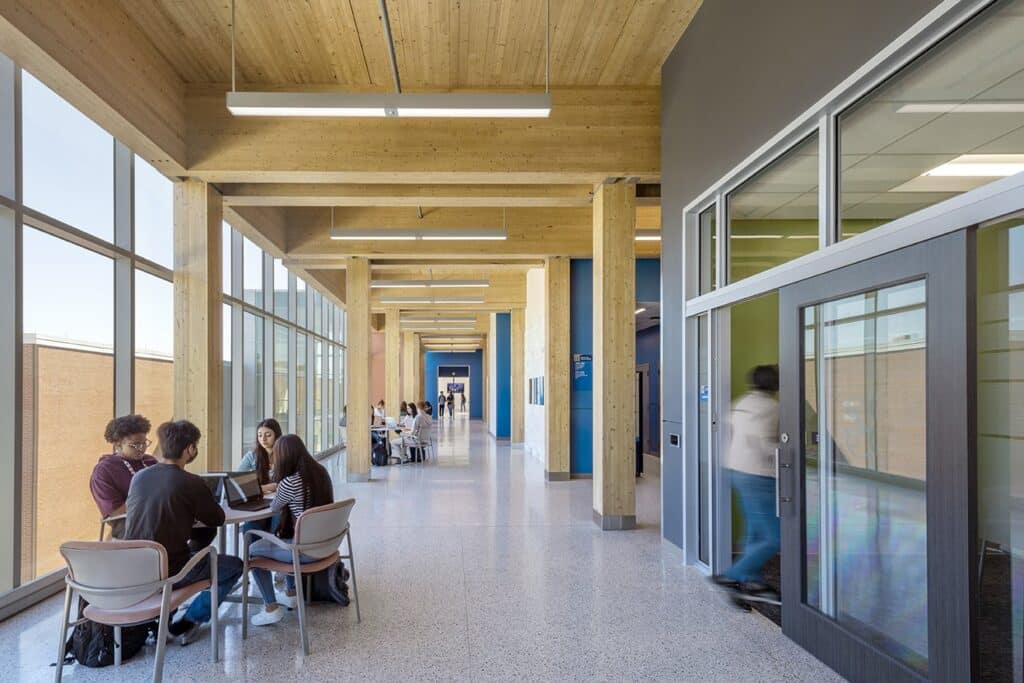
124 420 243 646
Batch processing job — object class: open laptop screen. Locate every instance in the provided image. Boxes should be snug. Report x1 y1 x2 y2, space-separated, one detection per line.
224 470 262 503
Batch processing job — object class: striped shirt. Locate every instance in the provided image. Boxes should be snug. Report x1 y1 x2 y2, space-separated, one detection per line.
271 473 312 521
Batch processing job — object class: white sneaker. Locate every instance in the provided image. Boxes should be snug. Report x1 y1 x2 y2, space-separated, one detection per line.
250 608 285 626
276 592 297 609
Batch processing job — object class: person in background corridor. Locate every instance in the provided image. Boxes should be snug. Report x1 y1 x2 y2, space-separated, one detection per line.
437 391 446 419
712 365 781 605
446 391 455 420
460 392 467 413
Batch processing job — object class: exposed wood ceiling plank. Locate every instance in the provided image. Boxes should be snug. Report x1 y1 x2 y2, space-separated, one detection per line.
185 86 660 184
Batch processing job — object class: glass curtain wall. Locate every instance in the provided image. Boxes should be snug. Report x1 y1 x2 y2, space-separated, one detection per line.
11 71 174 587
0 53 349 603
221 224 347 465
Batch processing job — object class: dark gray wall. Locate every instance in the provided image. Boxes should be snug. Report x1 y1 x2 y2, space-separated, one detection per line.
658 0 943 550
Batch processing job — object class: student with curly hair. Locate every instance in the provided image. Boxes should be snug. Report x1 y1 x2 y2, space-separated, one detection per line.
89 414 157 538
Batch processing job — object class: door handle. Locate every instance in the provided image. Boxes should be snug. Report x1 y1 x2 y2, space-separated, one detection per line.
775 447 792 518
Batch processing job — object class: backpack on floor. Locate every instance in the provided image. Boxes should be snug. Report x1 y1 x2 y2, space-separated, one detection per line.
371 431 391 466
61 598 153 668
308 559 351 606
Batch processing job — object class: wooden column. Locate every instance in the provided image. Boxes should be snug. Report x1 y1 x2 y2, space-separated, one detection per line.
545 257 571 480
402 330 419 401
592 182 636 530
173 179 223 472
384 309 401 415
511 308 525 442
345 257 372 481
482 335 489 425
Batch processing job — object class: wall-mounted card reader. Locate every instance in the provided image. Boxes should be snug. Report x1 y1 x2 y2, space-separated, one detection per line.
669 433 680 447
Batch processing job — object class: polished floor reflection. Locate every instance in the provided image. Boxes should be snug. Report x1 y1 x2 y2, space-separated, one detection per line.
2 417 841 681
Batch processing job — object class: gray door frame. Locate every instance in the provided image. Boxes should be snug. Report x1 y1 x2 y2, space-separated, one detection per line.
778 230 975 682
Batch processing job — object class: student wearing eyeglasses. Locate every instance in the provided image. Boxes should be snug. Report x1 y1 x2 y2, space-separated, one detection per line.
89 414 158 539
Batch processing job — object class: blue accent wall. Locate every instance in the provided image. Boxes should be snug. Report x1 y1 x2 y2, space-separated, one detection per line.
494 313 512 438
569 258 661 474
423 351 483 419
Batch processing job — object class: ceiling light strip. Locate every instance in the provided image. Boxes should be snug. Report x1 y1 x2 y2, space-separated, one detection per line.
331 228 506 241
635 229 661 242
227 92 552 118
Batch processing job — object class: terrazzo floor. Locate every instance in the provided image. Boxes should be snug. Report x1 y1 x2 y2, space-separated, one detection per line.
0 417 844 682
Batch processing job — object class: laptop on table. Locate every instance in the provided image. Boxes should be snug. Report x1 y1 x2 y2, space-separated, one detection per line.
223 470 271 511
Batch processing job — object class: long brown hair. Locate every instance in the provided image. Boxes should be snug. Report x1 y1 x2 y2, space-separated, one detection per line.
251 418 282 485
272 434 333 537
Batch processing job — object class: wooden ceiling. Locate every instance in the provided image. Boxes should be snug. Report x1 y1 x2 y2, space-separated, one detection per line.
116 0 702 88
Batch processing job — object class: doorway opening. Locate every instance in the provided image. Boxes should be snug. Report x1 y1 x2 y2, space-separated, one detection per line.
436 365 470 419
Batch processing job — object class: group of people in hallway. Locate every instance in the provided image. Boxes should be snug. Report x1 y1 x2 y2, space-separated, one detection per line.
87 412 338 645
371 398 434 463
435 389 465 419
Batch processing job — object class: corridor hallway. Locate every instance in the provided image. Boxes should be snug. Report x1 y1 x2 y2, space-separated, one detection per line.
2 421 840 681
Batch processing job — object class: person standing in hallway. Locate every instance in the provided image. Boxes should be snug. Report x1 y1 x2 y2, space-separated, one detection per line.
460 392 466 413
713 365 781 604
446 391 454 420
437 391 446 419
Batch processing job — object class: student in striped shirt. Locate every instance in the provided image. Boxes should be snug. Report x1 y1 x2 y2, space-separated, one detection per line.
248 434 334 626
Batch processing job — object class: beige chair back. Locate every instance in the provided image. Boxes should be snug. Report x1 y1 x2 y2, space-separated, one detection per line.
60 540 167 609
294 498 355 558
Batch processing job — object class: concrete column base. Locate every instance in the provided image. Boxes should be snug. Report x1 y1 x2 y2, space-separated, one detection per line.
545 471 570 482
593 510 636 531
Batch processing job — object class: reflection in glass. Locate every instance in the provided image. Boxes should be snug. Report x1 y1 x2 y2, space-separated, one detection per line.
803 280 928 673
22 228 113 580
314 340 323 451
296 333 307 441
134 271 174 429
839 0 1024 239
242 312 264 468
976 218 1024 680
727 134 819 283
243 237 263 308
22 73 113 241
698 205 716 294
274 325 289 431
134 156 173 267
296 278 307 327
273 258 289 319
697 314 711 564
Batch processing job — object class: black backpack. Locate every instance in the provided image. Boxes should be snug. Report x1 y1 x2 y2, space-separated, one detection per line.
61 598 153 668
307 559 352 605
371 431 391 466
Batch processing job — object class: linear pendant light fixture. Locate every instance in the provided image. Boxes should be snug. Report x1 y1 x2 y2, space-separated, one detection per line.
226 0 551 118
331 208 508 241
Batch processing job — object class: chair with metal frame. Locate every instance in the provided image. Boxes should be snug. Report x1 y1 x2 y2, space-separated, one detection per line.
54 541 219 683
240 498 361 655
97 513 128 541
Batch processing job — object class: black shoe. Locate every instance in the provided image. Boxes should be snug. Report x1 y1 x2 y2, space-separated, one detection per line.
710 575 740 590
168 617 195 637
737 582 781 604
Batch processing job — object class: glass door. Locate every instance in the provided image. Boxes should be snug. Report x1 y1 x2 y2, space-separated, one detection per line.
778 231 972 682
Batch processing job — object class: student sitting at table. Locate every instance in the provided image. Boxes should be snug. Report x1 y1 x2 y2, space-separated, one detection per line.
124 420 244 645
249 434 334 626
239 418 281 493
238 417 282 544
404 401 433 462
89 414 157 539
390 401 418 460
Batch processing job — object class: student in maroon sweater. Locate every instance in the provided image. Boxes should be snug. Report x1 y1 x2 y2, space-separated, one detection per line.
89 414 158 538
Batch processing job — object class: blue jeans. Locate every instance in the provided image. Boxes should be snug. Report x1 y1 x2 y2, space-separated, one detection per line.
249 538 318 606
173 553 243 624
723 471 780 583
241 515 279 547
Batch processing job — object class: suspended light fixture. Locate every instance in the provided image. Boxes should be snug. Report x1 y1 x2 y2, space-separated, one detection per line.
226 0 552 118
635 230 661 242
331 210 508 241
